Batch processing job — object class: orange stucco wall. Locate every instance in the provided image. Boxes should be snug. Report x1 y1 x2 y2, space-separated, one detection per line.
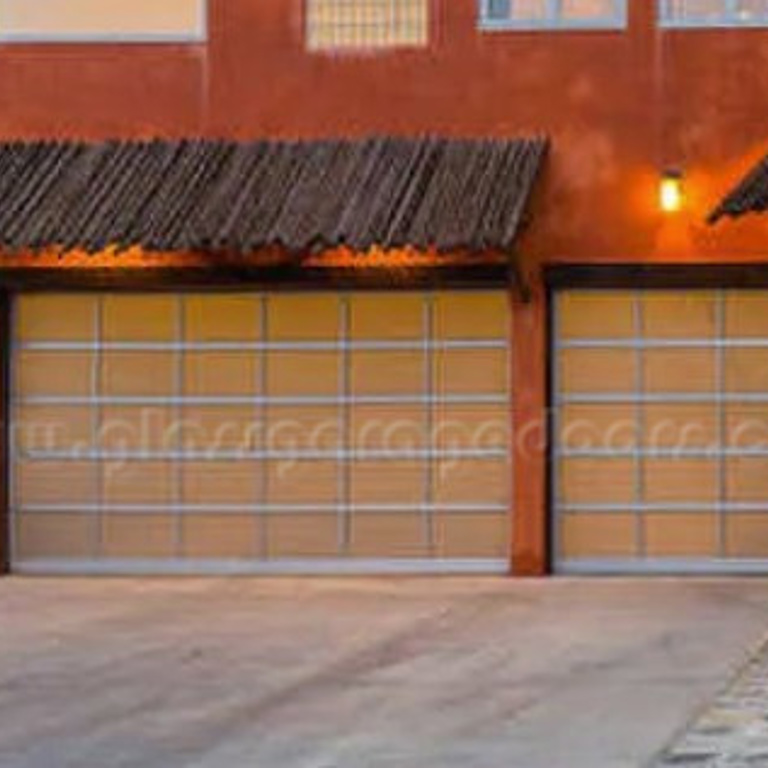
3 0 768 263
2 0 768 574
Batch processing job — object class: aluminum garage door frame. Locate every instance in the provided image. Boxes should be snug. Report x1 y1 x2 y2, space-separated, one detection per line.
552 285 768 575
10 289 512 575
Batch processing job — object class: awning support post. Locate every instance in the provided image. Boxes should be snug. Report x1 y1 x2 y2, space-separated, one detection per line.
509 250 532 303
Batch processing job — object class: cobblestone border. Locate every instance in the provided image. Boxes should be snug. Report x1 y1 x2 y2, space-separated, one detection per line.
651 639 768 767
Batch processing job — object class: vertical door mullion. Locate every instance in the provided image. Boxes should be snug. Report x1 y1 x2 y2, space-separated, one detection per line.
338 295 352 556
172 295 185 559
634 291 647 561
92 295 104 561
258 294 270 559
716 290 728 559
423 292 436 556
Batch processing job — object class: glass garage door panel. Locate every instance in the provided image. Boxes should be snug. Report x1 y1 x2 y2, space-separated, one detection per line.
554 289 768 574
11 291 511 574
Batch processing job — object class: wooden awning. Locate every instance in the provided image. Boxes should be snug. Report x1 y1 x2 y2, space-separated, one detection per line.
0 137 548 258
709 151 768 224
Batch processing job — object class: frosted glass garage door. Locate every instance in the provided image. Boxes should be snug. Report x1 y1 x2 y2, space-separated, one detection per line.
11 291 511 574
554 289 768 574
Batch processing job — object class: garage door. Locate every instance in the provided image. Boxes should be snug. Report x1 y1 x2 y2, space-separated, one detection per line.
11 291 510 574
554 289 768 574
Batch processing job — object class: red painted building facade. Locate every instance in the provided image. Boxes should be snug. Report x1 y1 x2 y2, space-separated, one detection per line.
2 0 768 576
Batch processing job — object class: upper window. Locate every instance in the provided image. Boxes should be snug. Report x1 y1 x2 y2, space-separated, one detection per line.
479 0 627 30
306 0 429 51
660 0 768 27
0 0 206 43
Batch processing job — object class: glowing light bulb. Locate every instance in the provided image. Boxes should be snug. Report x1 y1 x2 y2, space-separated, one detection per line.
660 170 684 214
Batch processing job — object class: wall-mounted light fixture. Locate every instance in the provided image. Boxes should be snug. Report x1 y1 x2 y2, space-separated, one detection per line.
660 169 684 214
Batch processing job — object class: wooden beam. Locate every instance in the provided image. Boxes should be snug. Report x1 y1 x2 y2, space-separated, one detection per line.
510 276 548 576
508 250 532 303
545 263 768 290
0 264 511 292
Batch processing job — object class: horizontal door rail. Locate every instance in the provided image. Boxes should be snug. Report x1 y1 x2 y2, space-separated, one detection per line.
15 502 510 514
12 558 510 576
15 394 509 406
18 448 510 461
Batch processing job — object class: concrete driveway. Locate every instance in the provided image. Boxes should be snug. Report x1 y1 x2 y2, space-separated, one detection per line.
0 578 767 768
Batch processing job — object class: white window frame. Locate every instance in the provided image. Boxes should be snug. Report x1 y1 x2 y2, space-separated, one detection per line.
0 0 208 44
660 0 768 28
478 0 628 31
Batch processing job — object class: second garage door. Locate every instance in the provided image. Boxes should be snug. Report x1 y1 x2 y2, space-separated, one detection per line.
11 290 511 574
554 289 768 574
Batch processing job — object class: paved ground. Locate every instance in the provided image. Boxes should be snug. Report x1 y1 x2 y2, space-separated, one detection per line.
0 578 767 768
653 638 768 768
